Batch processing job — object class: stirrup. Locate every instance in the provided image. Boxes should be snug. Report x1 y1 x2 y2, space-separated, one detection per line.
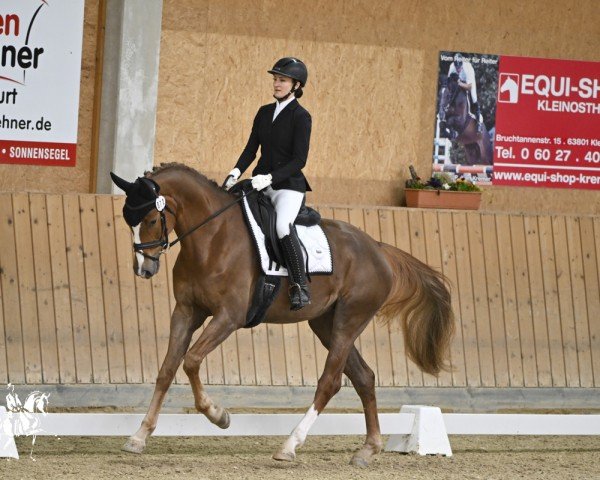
288 283 310 311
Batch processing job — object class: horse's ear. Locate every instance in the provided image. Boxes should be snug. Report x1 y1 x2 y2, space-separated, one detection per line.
110 172 134 194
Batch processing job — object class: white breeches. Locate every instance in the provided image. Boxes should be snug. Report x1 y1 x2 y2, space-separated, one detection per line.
263 187 305 238
469 85 478 104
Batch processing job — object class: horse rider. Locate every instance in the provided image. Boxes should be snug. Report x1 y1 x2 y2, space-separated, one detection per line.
447 53 483 133
224 57 312 311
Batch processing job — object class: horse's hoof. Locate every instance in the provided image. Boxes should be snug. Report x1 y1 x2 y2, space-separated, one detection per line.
122 437 145 454
215 409 230 429
272 449 296 462
350 455 370 467
351 445 379 467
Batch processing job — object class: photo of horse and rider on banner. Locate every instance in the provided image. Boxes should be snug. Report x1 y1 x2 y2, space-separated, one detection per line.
435 51 600 190
434 51 499 184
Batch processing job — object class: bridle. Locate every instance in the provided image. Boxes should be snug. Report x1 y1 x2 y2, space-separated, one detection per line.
442 77 461 115
127 194 174 261
441 76 469 135
130 178 256 262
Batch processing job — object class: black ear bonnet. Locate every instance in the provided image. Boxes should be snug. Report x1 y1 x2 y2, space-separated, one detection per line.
110 172 161 227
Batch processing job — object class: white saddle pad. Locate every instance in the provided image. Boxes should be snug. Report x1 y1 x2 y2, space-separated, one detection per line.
242 197 333 277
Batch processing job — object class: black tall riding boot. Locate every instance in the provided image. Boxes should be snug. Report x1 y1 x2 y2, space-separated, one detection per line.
280 229 311 311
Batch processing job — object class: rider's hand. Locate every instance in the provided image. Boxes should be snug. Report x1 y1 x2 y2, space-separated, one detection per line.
224 168 241 190
251 174 272 191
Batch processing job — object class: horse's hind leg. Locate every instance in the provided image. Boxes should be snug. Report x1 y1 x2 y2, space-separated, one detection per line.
273 306 377 463
271 310 333 462
344 348 383 465
309 316 382 466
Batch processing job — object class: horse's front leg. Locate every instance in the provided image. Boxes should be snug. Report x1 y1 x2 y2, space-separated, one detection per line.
182 310 239 428
123 303 203 453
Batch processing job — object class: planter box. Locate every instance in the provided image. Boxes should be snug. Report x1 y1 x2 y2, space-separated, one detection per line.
405 188 482 210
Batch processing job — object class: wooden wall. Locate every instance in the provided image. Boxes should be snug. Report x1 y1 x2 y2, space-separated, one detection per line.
0 0 598 218
0 193 598 389
155 0 600 214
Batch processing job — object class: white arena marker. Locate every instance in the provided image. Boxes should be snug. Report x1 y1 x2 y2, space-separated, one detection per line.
0 406 19 459
385 405 452 457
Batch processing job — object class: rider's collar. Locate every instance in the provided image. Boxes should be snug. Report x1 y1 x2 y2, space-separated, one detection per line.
275 94 295 107
273 95 295 120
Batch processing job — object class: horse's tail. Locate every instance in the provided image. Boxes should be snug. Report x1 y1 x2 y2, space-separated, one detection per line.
378 244 455 376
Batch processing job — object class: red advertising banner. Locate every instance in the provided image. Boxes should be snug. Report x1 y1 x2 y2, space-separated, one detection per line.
493 56 600 189
0 140 76 167
433 52 600 190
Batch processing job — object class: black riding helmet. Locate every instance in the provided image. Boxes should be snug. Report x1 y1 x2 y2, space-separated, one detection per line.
268 57 308 87
453 53 463 69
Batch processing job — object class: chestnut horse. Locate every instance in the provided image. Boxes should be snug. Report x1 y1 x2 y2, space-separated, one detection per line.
111 163 454 466
439 73 493 165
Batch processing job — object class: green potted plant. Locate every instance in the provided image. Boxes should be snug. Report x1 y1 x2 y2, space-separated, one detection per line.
404 166 482 210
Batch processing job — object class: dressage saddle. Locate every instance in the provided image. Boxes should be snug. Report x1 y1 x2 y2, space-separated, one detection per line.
228 180 321 328
230 180 321 267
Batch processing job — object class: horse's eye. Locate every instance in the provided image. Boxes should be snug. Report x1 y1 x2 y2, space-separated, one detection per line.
150 219 157 226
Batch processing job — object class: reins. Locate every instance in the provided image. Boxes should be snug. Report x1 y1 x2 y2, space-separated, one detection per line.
132 184 256 258
168 188 256 248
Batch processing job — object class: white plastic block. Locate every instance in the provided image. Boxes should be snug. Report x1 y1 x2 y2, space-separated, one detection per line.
385 405 452 457
0 406 19 459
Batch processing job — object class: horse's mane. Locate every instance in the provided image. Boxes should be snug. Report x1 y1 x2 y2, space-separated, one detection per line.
146 162 228 196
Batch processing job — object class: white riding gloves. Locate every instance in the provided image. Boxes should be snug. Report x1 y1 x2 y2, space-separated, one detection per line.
224 168 241 190
251 174 272 191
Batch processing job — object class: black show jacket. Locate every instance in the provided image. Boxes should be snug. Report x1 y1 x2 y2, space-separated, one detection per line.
235 99 312 192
